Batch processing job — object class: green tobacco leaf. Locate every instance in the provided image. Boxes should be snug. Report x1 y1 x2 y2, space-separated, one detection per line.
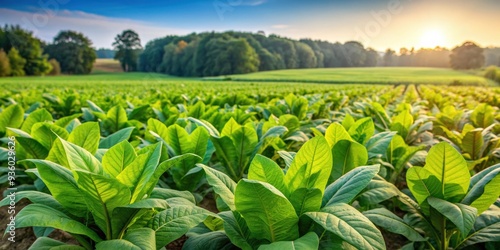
235 179 299 242
323 165 380 207
29 237 86 250
68 122 100 155
95 240 141 250
391 110 414 138
342 113 355 131
305 204 385 250
0 191 65 212
428 197 477 236
198 164 237 210
325 122 352 147
330 139 368 182
230 125 258 175
248 154 286 194
365 131 396 160
107 105 128 132
357 179 400 206
462 164 500 214
289 187 322 215
219 211 254 250
0 104 24 134
462 128 484 160
425 142 470 201
457 210 500 248
363 208 425 242
99 127 135 149
284 136 332 195
110 199 169 239
16 137 49 159
116 143 161 203
143 154 200 195
168 125 208 190
348 117 375 145
15 204 102 242
407 142 469 203
147 118 169 141
60 138 103 174
32 122 69 149
21 108 53 133
470 103 495 128
211 136 239 180
150 188 196 204
76 170 131 237
122 228 156 249
54 114 82 128
102 140 137 177
406 166 442 205
221 118 241 137
22 159 89 216
258 232 319 250
148 206 214 247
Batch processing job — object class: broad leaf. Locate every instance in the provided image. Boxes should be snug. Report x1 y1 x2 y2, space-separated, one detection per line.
14 204 102 242
363 208 426 242
198 164 237 210
102 140 137 177
99 127 135 149
235 179 299 242
462 164 500 214
248 154 286 194
0 104 24 135
330 139 368 182
258 232 319 250
148 205 214 247
29 237 85 250
323 165 380 207
284 136 332 195
21 108 52 133
68 122 100 155
428 197 477 236
75 170 131 237
305 204 385 250
325 122 352 147
21 159 89 216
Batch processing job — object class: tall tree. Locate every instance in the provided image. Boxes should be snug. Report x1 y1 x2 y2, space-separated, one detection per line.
383 49 396 66
0 25 51 75
45 30 96 74
113 30 142 72
450 41 485 69
7 48 26 76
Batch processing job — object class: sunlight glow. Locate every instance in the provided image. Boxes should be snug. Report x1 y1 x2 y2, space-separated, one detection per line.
419 28 447 48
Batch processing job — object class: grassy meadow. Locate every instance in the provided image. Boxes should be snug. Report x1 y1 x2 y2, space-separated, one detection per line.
211 67 493 85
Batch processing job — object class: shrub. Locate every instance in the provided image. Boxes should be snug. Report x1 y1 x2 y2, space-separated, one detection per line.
48 58 61 75
8 48 26 76
484 66 497 80
0 49 11 77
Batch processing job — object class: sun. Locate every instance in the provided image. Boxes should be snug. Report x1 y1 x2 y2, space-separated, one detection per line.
419 28 446 48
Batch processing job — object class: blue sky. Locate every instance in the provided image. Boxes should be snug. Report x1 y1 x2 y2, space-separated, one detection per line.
1 0 499 50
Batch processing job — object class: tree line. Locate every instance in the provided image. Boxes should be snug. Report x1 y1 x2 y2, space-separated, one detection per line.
0 25 138 76
138 31 381 76
1 24 500 77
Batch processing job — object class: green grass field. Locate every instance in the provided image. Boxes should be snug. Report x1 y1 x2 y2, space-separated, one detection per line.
210 67 493 86
0 66 494 87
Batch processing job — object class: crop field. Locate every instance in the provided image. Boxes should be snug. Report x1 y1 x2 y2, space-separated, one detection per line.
210 67 494 86
1 73 500 250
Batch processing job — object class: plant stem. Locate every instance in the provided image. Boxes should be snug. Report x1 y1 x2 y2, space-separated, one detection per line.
71 234 93 250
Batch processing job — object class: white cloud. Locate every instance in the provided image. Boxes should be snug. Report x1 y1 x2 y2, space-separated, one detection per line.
0 8 188 48
242 0 267 6
271 24 289 29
